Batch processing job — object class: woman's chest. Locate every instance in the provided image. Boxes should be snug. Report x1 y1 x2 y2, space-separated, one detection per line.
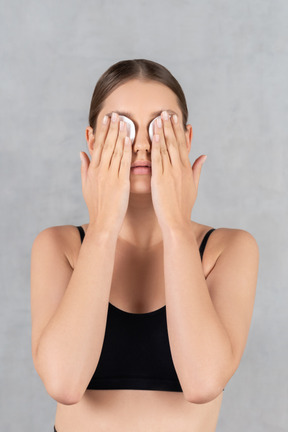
109 241 166 313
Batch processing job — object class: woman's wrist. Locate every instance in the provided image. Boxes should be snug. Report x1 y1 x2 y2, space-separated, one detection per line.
86 222 119 244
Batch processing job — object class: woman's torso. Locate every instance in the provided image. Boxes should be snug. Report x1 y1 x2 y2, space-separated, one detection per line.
54 222 224 432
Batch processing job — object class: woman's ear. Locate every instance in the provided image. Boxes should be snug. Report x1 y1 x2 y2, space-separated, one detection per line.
185 124 193 153
85 126 95 157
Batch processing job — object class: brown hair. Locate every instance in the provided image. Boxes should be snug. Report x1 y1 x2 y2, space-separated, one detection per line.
88 59 189 132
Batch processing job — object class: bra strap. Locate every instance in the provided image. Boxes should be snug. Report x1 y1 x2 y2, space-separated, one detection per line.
76 225 215 255
199 228 215 261
76 225 85 243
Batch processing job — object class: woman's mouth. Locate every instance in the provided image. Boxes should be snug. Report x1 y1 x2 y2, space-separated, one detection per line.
130 166 152 175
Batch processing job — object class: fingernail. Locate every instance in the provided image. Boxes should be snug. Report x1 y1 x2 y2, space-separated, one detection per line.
162 110 169 120
173 114 178 124
111 112 118 122
103 115 108 125
157 117 162 128
203 155 207 163
79 152 83 163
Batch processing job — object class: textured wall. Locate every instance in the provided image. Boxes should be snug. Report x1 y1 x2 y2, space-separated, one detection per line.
1 0 287 430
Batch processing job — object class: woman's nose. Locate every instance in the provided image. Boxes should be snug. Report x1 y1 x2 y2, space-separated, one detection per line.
119 116 151 149
120 114 170 147
119 115 161 145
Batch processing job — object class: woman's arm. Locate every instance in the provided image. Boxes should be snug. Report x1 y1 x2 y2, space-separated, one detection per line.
162 225 259 404
30 224 118 405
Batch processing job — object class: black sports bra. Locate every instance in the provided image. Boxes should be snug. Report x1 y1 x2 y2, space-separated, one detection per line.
76 225 215 392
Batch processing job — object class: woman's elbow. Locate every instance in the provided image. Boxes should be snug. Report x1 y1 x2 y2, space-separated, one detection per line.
184 379 225 404
45 378 84 405
33 355 85 405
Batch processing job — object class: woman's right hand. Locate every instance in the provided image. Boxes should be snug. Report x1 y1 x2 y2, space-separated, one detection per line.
80 112 132 234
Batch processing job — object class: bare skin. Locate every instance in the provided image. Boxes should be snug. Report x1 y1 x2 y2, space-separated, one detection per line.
54 222 224 432
31 79 258 431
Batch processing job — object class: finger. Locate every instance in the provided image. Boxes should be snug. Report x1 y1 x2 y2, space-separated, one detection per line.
90 115 111 169
80 151 89 187
154 115 171 171
192 155 207 190
119 115 136 144
119 136 132 181
171 114 191 168
110 120 127 174
101 112 121 169
151 133 162 178
161 111 181 168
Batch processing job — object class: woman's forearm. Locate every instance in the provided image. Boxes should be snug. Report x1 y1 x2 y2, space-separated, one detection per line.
35 225 118 404
162 224 233 403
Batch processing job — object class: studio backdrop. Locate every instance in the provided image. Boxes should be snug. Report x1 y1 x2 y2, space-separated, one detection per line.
1 1 287 431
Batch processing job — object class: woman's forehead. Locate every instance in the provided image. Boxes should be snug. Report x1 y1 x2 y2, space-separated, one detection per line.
98 80 182 124
102 80 179 109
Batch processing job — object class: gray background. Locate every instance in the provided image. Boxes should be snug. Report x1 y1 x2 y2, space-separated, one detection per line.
1 0 287 430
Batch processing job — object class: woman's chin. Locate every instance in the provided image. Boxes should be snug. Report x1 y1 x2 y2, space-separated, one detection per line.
130 182 152 194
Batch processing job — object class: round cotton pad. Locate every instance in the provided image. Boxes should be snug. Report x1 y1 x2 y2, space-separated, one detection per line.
148 118 157 142
148 115 171 142
118 115 136 144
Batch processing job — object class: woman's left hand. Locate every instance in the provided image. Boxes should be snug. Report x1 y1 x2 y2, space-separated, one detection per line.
151 111 207 232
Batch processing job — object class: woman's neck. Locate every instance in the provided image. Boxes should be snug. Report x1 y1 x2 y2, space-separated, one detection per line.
118 192 163 249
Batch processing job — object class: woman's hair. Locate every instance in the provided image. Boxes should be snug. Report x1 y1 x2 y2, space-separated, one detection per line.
88 59 188 133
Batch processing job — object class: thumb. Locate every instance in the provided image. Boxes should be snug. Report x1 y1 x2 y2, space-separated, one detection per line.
192 155 207 190
80 151 89 181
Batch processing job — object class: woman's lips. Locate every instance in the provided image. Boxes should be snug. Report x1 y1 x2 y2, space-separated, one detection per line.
131 166 152 175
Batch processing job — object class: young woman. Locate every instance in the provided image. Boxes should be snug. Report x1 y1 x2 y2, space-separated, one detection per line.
30 59 259 432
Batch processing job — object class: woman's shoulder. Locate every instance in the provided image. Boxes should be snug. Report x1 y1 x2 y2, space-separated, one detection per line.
32 224 86 269
192 222 259 280
193 221 257 242
212 225 258 249
33 224 84 243
192 221 258 259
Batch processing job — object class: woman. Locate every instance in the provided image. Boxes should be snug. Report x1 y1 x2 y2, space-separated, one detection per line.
30 59 259 432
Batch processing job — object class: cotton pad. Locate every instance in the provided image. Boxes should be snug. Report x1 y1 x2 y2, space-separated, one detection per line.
148 115 171 142
148 118 156 142
118 115 136 144
117 114 171 144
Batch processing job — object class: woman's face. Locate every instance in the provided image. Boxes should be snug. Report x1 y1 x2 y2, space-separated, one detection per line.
87 79 192 195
